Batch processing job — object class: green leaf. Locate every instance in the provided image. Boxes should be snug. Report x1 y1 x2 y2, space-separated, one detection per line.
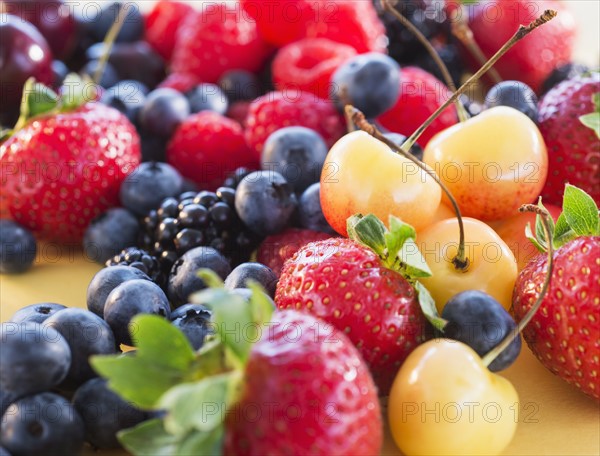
534 201 554 250
14 78 59 130
415 281 447 331
552 213 577 248
579 93 600 139
384 216 416 260
197 269 225 288
562 184 600 237
177 427 223 456
397 238 432 278
187 339 229 381
525 222 546 253
60 73 96 110
118 419 180 456
247 281 275 327
347 214 387 257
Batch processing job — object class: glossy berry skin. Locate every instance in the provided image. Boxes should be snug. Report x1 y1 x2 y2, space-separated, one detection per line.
100 80 148 124
272 38 356 99
541 63 591 95
418 218 518 312
331 52 401 118
45 308 116 389
169 304 212 350
186 84 228 115
0 103 141 242
261 126 329 194
171 3 272 84
485 81 538 122
538 75 600 205
120 162 183 216
80 60 119 89
72 378 147 449
224 310 383 456
104 279 170 346
513 236 600 400
0 220 36 274
245 91 345 161
145 0 193 61
388 340 518 456
88 1 144 43
218 70 261 103
83 208 140 264
168 246 231 308
0 322 71 397
0 14 53 124
9 302 66 325
106 247 164 286
139 88 190 139
0 392 85 456
442 290 521 372
167 111 255 191
321 131 441 236
276 238 431 393
423 106 548 221
224 262 278 298
235 171 298 237
298 183 335 234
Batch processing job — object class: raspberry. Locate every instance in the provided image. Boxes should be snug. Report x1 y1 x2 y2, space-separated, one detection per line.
145 0 193 62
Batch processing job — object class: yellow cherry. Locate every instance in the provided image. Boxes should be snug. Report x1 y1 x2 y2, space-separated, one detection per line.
320 130 441 236
423 106 548 221
417 217 518 311
388 339 519 456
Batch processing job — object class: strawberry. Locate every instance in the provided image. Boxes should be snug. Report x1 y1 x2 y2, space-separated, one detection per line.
466 0 576 94
272 38 357 99
513 185 600 400
0 78 140 242
166 111 257 192
157 73 202 93
170 3 273 84
256 228 333 276
244 91 345 160
538 74 600 206
144 0 193 62
377 66 458 147
275 216 438 393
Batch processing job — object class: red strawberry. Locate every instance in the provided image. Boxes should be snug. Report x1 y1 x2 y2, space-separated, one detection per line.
0 84 140 242
513 185 600 400
538 75 600 206
167 111 257 191
244 91 345 160
272 38 357 99
224 310 383 455
170 3 273 84
467 0 576 94
257 228 333 276
144 0 193 62
157 73 202 93
275 235 431 393
377 66 458 147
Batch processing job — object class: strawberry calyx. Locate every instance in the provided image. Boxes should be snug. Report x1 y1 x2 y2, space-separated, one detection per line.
526 184 600 253
90 271 274 455
579 92 600 139
347 213 447 330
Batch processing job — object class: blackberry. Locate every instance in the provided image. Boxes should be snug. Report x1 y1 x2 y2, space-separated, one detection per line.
413 40 464 88
106 247 165 287
222 167 255 189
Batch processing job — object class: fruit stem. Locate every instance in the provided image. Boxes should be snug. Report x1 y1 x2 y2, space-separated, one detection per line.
482 204 554 367
450 7 503 85
380 0 470 122
345 105 469 270
401 9 557 151
93 4 129 85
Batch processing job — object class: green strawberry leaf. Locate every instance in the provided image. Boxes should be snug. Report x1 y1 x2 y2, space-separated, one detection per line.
525 222 546 253
60 73 96 111
561 184 600 237
197 269 225 289
397 238 432 278
552 212 577 248
534 201 554 250
347 214 387 257
415 281 447 331
384 216 417 260
118 419 180 456
176 427 223 456
247 280 275 327
579 93 600 139
14 78 60 130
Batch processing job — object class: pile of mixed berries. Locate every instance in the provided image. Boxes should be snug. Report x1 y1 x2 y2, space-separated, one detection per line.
0 1 599 455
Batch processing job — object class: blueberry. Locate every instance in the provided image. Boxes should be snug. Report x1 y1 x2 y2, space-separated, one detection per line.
88 2 144 43
101 80 148 123
170 304 212 350
224 263 278 298
0 446 9 456
86 266 151 318
298 183 335 234
484 81 538 122
541 63 591 95
0 220 36 274
0 388 20 418
382 132 424 161
0 322 71 397
441 290 522 372
168 247 231 307
186 83 228 115
51 60 69 89
331 52 401 118
235 171 298 236
218 70 261 102
140 133 168 162
120 162 183 216
261 126 328 193
45 309 116 389
72 378 147 449
9 303 66 325
139 88 190 138
104 280 171 346
0 392 85 456
83 208 140 264
80 60 120 89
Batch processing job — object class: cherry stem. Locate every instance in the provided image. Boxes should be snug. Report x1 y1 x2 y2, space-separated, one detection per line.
401 9 557 152
380 0 469 122
345 105 469 270
450 8 503 85
482 205 554 368
93 4 129 85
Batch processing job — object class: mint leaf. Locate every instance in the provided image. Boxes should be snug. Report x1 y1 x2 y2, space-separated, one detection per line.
118 419 180 456
415 281 447 331
562 184 600 237
397 238 432 278
347 214 387 257
579 93 600 139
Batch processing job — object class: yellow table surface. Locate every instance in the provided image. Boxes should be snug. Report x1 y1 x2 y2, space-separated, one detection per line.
1 247 599 456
